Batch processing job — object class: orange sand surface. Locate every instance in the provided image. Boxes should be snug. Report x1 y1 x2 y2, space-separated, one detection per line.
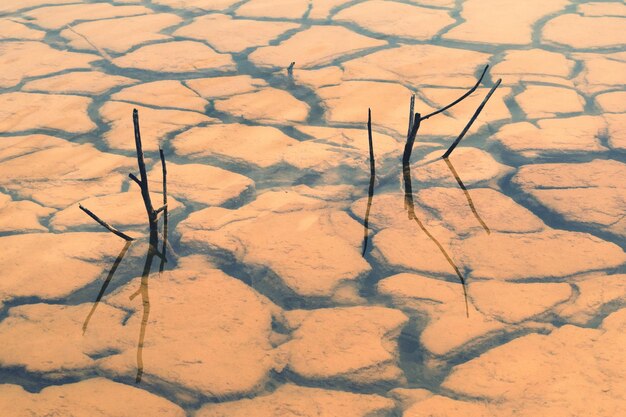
0 1 625 416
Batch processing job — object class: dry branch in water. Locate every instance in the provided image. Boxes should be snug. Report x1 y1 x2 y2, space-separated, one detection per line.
78 204 134 241
361 108 375 255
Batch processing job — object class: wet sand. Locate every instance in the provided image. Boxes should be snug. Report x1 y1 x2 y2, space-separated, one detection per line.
0 1 625 416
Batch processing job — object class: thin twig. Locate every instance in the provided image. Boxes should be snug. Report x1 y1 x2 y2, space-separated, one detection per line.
79 204 134 241
362 108 375 256
403 113 421 215
287 61 295 76
129 173 141 187
420 65 489 121
159 149 168 273
132 109 157 230
442 79 502 158
406 94 415 137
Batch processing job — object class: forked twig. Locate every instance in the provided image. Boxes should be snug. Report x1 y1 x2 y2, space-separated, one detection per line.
420 65 489 122
79 204 134 241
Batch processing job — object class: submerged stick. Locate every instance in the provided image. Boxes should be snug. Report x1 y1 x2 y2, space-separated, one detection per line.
420 65 489 121
442 79 502 158
443 157 490 234
79 204 134 241
362 108 375 256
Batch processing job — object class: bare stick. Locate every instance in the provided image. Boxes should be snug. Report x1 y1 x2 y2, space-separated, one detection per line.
129 173 141 187
132 109 157 226
420 65 489 121
442 79 501 158
362 108 375 256
406 94 415 138
287 61 295 76
79 204 134 241
159 148 168 273
402 113 421 216
402 112 422 167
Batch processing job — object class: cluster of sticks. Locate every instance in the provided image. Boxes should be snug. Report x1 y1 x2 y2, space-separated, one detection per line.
79 109 168 257
80 109 169 383
362 65 501 316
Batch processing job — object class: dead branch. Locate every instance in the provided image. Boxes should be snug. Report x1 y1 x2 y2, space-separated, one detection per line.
442 78 502 158
420 65 489 122
79 204 134 241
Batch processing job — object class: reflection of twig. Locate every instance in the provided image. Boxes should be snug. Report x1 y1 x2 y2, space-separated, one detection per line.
420 65 489 122
442 79 502 158
82 241 131 334
130 109 160 234
133 236 156 384
362 108 375 256
79 204 134 241
443 158 491 234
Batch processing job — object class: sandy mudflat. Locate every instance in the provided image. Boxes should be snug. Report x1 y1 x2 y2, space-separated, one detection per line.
0 1 625 416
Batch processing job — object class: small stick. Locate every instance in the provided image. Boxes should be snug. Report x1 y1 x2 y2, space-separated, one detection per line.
128 173 141 187
402 112 422 167
442 79 501 158
406 94 415 137
420 65 489 121
287 61 295 76
362 108 375 256
79 204 134 241
159 148 168 273
132 109 157 231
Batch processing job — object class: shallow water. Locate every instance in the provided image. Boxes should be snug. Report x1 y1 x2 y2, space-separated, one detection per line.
0 0 625 416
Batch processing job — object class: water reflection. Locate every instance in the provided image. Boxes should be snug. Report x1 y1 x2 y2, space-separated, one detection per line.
82 241 132 334
443 157 491 234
